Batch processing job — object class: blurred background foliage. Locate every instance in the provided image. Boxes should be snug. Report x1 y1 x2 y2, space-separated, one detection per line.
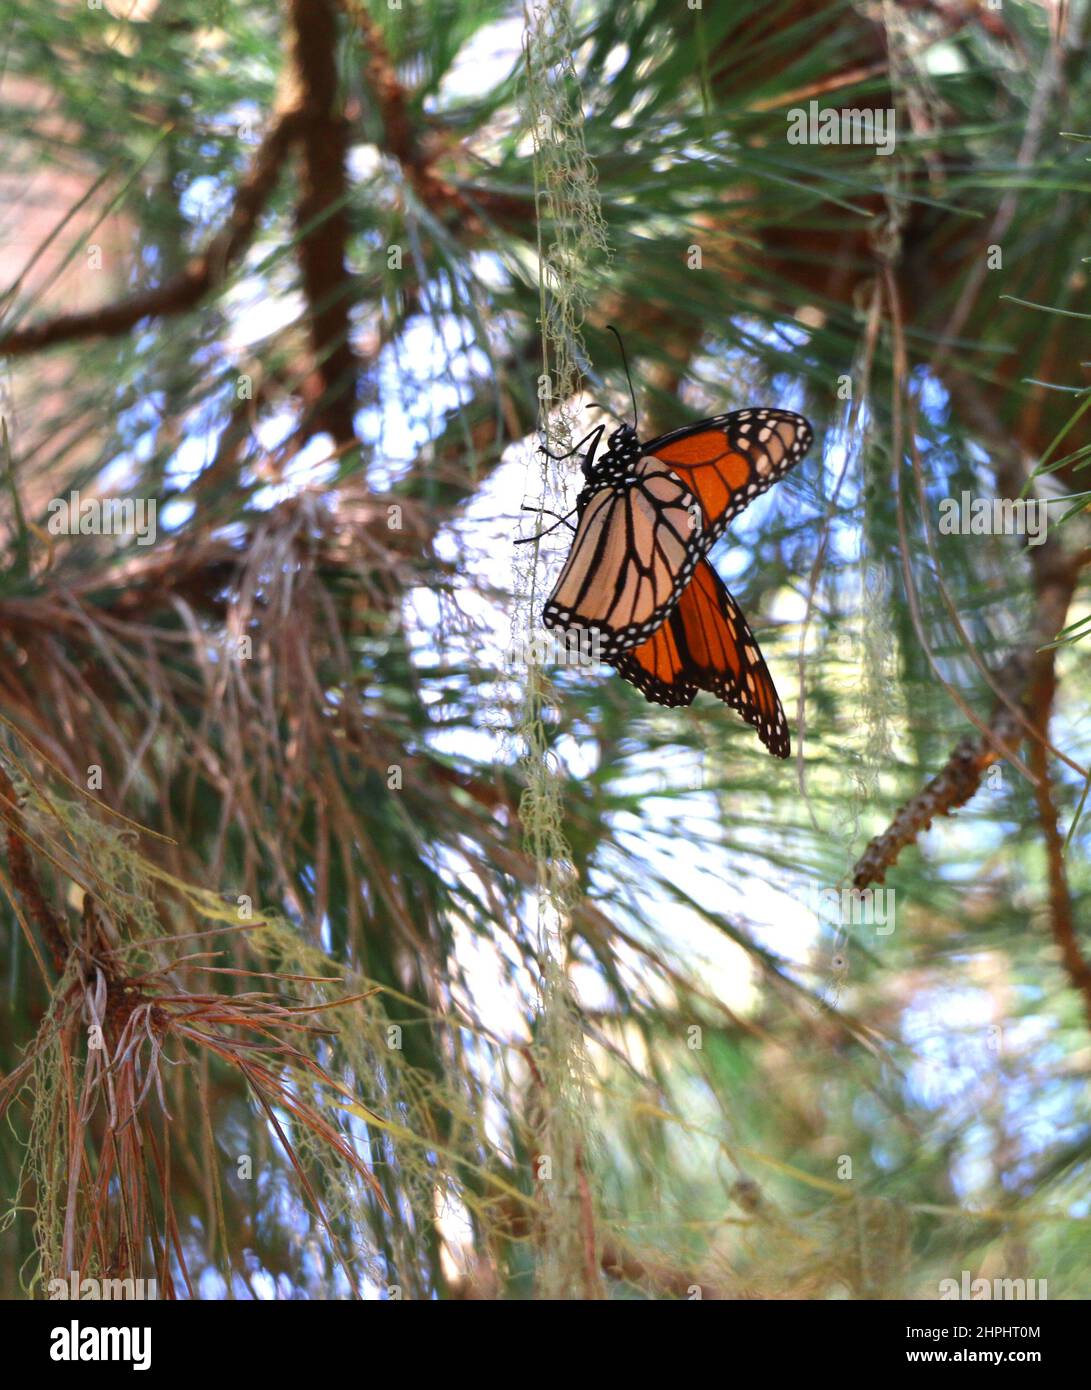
0 0 1089 1298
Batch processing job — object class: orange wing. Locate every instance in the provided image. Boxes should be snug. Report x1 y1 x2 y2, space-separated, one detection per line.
604 614 699 709
646 409 812 547
609 558 790 757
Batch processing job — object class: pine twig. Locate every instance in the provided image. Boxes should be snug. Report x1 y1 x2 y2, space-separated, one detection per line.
851 697 1023 889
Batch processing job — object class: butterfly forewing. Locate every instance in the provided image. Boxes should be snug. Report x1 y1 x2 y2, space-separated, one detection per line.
542 455 703 657
647 409 812 547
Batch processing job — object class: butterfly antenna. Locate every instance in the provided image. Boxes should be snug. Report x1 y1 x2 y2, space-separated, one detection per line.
605 324 639 431
539 424 603 461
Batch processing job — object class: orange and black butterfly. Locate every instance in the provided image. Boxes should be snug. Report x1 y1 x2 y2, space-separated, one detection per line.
526 337 813 757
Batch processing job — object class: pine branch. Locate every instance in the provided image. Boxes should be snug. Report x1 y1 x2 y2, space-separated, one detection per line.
0 764 70 976
0 111 298 356
343 0 533 231
286 0 360 449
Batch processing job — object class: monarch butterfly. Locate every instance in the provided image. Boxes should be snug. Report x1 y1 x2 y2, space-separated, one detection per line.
525 332 813 757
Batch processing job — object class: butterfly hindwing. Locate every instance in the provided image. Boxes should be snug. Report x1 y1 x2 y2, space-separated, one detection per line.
608 557 790 757
542 455 703 657
645 409 812 548
607 617 699 708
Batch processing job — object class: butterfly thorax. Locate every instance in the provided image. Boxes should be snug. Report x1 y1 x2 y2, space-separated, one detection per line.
579 424 642 505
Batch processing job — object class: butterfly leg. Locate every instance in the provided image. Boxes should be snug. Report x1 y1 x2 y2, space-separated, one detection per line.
513 503 578 544
524 503 576 524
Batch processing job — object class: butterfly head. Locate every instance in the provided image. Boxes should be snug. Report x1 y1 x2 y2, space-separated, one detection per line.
582 422 640 486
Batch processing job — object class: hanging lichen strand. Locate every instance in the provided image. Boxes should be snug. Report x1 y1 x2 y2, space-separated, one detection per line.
517 0 608 1299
